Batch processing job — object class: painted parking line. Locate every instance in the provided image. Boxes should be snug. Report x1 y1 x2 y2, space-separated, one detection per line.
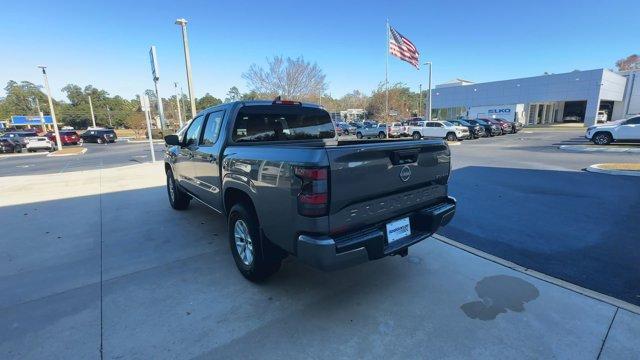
559 145 640 153
432 233 640 315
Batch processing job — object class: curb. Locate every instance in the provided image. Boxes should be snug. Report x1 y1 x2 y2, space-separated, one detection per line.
432 233 640 315
47 148 88 157
124 139 165 144
0 152 48 159
559 144 640 153
585 164 640 177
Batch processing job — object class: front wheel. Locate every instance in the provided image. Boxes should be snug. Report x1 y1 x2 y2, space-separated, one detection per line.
446 133 458 142
592 132 612 145
166 169 191 210
356 132 363 139
378 132 386 139
14 145 22 153
412 132 421 140
228 203 282 282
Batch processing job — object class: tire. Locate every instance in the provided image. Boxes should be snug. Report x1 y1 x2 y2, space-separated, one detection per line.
228 203 282 282
412 132 421 140
14 145 22 153
97 138 104 144
356 132 363 139
592 132 612 145
166 168 191 210
446 132 457 142
378 132 386 139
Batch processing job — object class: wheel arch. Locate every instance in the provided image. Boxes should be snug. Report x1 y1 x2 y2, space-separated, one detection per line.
224 186 257 217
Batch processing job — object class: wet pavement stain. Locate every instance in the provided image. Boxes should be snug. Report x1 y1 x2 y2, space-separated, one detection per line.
461 275 539 321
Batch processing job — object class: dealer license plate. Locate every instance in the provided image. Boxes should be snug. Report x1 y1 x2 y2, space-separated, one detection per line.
385 217 411 243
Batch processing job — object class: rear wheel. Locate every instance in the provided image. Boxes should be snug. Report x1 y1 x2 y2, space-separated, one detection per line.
593 132 613 145
356 132 363 139
378 132 386 139
97 138 104 144
446 132 458 142
412 132 421 140
14 145 22 153
166 168 190 210
228 203 282 282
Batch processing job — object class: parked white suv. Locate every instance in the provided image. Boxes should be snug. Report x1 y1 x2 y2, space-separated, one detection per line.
585 116 640 145
409 121 469 141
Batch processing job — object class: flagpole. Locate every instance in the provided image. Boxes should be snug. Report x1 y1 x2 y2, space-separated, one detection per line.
385 19 389 125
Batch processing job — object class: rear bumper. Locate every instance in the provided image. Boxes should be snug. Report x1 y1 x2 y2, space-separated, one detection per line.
296 196 456 271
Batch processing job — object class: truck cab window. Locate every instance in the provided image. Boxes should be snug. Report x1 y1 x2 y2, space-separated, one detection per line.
201 111 224 146
185 116 205 146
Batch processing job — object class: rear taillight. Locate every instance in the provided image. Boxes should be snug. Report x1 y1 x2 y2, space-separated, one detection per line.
294 166 328 217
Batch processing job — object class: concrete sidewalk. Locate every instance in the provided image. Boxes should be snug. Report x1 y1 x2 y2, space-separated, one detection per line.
1 163 638 359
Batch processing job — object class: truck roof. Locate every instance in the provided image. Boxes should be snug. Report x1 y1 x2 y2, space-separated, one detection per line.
196 100 324 116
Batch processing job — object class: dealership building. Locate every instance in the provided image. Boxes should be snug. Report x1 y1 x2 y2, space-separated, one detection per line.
431 68 640 126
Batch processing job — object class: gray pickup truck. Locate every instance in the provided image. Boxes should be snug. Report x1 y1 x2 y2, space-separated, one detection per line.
164 99 456 281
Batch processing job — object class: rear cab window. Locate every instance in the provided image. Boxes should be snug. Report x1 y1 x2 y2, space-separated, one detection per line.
232 105 335 142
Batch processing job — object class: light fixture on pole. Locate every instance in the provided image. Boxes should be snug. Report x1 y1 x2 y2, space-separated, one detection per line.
175 18 197 118
37 66 63 150
423 62 432 121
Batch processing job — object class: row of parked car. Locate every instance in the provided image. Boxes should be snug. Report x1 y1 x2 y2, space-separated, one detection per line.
0 128 118 153
334 117 522 141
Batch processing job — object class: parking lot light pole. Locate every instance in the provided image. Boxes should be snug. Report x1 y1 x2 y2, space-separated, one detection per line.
141 94 156 163
37 66 63 150
424 62 432 121
174 82 184 128
175 18 197 119
88 95 97 128
34 97 47 132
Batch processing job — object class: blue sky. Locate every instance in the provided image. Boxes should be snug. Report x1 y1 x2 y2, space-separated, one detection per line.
1 0 638 101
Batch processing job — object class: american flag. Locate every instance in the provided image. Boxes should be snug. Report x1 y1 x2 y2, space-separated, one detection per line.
389 25 420 69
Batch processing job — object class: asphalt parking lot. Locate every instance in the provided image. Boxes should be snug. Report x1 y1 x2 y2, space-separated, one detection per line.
0 141 165 177
441 130 640 306
1 130 639 358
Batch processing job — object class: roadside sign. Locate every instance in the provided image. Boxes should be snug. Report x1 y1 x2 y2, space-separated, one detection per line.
11 115 53 125
149 46 159 81
140 95 151 112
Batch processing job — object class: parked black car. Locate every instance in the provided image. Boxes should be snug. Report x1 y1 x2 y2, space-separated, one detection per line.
0 138 22 153
449 119 485 139
467 119 501 137
81 129 117 143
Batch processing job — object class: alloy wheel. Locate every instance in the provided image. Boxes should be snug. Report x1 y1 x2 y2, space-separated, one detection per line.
234 220 254 266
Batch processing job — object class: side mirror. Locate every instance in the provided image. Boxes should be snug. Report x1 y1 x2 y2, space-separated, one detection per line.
164 134 180 146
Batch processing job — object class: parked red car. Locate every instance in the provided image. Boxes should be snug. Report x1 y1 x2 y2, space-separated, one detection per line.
46 130 82 145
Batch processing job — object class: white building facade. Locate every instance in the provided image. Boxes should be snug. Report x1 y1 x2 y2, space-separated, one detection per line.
431 69 639 127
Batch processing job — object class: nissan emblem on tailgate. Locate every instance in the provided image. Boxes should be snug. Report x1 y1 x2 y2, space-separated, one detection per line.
400 165 411 182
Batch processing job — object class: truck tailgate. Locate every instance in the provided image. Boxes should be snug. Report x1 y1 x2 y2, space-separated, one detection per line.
326 140 450 235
